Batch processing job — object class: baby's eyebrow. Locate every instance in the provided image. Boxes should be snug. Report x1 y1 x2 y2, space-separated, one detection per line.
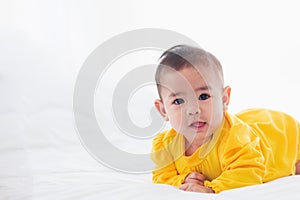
168 86 211 98
195 86 211 92
168 92 183 98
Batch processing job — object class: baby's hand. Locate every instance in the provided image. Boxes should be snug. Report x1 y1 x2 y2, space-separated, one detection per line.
179 182 214 193
184 172 206 185
180 172 214 193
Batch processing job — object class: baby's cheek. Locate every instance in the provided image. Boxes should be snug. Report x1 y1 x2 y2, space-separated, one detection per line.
170 117 182 132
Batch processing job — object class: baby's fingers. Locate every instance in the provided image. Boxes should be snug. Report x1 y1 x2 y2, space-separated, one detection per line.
185 172 206 183
179 183 188 191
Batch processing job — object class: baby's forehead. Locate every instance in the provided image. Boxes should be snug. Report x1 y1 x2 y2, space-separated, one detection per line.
159 65 218 83
157 65 223 95
161 68 211 87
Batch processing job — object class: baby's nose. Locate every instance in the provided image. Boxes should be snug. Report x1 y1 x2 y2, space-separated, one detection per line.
186 105 200 116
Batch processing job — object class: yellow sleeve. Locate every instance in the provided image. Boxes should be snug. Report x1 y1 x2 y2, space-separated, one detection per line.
297 121 300 161
204 125 266 193
151 132 187 187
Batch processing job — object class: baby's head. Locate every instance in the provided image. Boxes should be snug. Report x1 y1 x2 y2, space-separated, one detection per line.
154 45 231 142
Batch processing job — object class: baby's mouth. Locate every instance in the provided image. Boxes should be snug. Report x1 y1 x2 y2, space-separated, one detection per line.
189 121 206 128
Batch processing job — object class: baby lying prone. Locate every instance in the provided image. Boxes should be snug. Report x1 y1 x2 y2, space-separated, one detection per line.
151 45 300 193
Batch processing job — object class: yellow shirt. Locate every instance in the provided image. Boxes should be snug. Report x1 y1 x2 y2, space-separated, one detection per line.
151 108 300 193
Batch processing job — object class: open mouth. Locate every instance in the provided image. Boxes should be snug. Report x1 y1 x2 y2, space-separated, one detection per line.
189 121 206 129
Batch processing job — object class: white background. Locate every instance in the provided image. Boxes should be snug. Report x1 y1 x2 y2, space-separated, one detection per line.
0 0 299 171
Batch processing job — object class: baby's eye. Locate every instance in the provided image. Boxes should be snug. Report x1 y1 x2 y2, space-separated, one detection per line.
198 93 210 101
173 98 184 105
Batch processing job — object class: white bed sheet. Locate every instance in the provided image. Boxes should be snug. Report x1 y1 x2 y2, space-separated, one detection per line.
2 163 300 200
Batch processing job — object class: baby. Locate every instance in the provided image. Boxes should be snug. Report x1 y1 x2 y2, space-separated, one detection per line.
151 44 300 193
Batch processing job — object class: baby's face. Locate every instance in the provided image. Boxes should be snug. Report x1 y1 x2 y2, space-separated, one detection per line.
155 66 229 143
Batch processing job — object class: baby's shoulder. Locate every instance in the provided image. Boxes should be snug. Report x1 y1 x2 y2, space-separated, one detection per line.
152 129 179 149
221 112 259 145
153 129 178 142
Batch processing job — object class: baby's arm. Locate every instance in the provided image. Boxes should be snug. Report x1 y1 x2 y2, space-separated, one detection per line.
151 132 188 186
152 162 188 186
204 132 266 193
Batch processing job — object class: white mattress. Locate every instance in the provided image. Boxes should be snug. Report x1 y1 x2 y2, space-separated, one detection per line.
1 155 300 200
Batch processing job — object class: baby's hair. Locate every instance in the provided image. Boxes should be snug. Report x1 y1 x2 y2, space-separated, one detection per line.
155 45 224 98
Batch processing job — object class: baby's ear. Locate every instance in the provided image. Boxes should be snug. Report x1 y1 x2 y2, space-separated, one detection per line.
154 99 169 121
222 86 231 110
